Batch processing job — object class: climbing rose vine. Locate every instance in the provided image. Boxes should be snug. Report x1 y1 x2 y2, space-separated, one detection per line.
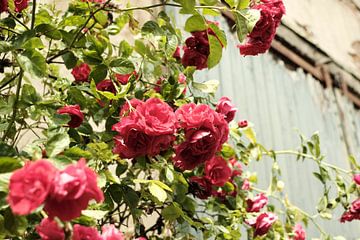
0 0 359 239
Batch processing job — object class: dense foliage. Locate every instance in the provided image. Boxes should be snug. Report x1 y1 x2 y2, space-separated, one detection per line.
0 0 359 239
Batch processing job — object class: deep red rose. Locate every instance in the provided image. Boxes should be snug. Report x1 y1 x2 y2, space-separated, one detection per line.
173 46 181 60
246 212 277 237
14 0 29 12
101 225 125 240
0 0 8 12
189 176 213 199
238 120 248 128
216 97 237 122
96 79 116 94
113 129 150 159
182 47 208 70
115 71 137 85
44 158 104 221
119 98 143 117
7 160 57 215
71 63 91 83
229 158 242 177
72 224 101 240
36 218 65 240
204 156 232 187
293 224 306 240
354 174 360 185
57 105 84 128
246 193 268 212
340 198 360 222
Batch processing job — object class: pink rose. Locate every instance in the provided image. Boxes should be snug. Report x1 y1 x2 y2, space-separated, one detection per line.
204 156 232 187
229 158 242 177
135 238 147 240
96 80 116 94
57 105 84 128
36 218 65 240
354 174 360 185
246 212 277 237
71 63 91 83
72 224 101 240
242 178 251 190
216 97 237 123
188 176 213 199
7 160 57 215
101 225 124 240
246 193 268 212
293 224 306 240
44 158 104 221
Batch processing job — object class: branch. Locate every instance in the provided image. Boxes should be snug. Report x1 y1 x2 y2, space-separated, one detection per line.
0 72 20 90
109 2 226 12
0 26 20 35
31 0 37 29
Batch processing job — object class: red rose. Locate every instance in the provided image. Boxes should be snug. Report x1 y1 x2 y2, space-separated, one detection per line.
340 198 360 222
119 98 143 117
7 160 57 215
229 158 242 177
204 156 232 187
36 218 65 240
0 0 8 12
101 225 125 240
44 158 104 221
237 1 285 56
216 97 237 122
173 46 181 60
96 79 116 94
72 224 101 240
246 193 268 212
113 128 151 159
71 63 91 83
115 71 137 85
246 212 277 237
354 174 360 185
181 47 208 70
57 105 84 128
189 176 213 199
293 224 306 240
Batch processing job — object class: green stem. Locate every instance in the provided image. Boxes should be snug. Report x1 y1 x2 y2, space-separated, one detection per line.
265 150 351 174
8 12 29 30
0 26 19 34
114 3 226 12
0 72 20 90
2 71 23 141
31 0 36 29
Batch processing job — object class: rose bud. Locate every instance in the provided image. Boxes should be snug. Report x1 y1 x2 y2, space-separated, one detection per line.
246 212 278 237
238 120 248 128
216 97 237 122
36 218 65 240
293 224 306 240
71 63 91 83
246 193 268 212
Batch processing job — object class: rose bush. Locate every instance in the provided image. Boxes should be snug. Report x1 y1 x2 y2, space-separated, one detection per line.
0 0 359 239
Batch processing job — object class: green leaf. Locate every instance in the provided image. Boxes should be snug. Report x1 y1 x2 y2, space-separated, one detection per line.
149 182 167 202
118 40 133 58
122 186 139 208
238 0 250 9
174 0 196 14
208 22 227 48
241 125 257 143
108 184 123 203
35 24 62 40
3 208 27 236
233 9 260 42
94 11 108 26
0 157 21 173
142 21 163 35
21 84 41 105
224 0 236 8
22 37 45 49
192 79 219 94
0 41 13 53
184 15 207 32
207 34 223 69
110 58 135 74
82 210 108 220
16 49 47 78
64 147 92 160
90 64 108 83
62 52 78 69
46 133 70 158
83 50 103 65
162 204 183 221
115 160 128 176
0 142 16 157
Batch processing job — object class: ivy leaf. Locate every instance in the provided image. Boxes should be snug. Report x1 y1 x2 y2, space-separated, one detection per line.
0 157 21 174
192 79 219 94
207 34 223 69
46 133 70 158
16 49 47 78
149 182 167 202
185 15 207 32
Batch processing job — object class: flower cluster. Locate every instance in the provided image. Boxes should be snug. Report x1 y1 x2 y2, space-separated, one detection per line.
182 22 224 70
238 0 285 56
0 0 29 13
340 198 360 223
7 158 104 221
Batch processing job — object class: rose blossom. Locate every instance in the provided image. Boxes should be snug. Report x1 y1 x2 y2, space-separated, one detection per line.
354 174 360 185
36 218 65 240
246 212 278 237
96 79 116 94
340 198 360 223
7 160 57 215
238 120 248 128
246 193 268 212
115 71 137 85
173 46 181 60
205 156 232 187
112 98 176 159
101 225 124 240
44 158 104 221
216 97 237 122
242 178 251 190
181 48 208 70
119 98 143 117
57 105 84 128
71 63 91 83
72 224 101 240
0 0 8 13
188 176 213 199
173 103 229 170
293 224 306 240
